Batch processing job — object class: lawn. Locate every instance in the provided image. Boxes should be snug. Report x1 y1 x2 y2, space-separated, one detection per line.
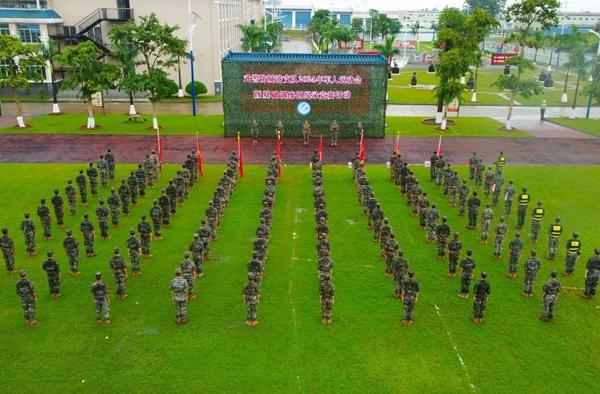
0 163 599 392
385 116 530 138
548 118 600 137
1 113 526 138
387 67 596 107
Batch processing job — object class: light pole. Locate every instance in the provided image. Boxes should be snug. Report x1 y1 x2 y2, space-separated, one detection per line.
188 0 201 116
586 29 600 119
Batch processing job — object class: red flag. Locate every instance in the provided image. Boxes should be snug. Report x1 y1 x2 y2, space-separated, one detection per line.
318 133 323 161
395 132 400 154
196 131 203 177
436 135 443 156
237 132 244 178
156 128 163 171
359 129 365 165
276 131 282 177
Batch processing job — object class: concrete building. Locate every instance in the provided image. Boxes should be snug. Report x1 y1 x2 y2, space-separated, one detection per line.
266 4 352 30
0 0 263 95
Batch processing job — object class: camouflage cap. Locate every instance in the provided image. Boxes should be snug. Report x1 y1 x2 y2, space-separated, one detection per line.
19 269 27 277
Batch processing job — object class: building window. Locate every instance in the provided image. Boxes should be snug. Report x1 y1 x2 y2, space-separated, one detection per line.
0 0 48 9
62 25 78 45
18 24 41 43
0 24 10 35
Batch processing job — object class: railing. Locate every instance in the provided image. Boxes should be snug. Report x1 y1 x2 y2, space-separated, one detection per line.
76 8 134 35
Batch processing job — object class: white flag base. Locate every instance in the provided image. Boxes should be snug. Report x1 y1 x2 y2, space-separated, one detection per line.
16 116 26 128
561 93 568 103
87 117 96 129
129 104 137 115
51 103 61 113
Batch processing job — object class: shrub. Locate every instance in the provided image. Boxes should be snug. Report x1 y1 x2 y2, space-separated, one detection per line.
185 81 208 97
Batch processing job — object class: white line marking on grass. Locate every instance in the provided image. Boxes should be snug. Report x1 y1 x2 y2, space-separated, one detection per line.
347 219 356 225
497 93 522 106
407 231 415 245
434 303 477 392
562 286 583 290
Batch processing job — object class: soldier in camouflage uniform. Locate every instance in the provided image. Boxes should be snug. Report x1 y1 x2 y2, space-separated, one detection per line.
484 167 494 196
522 250 541 298
493 216 508 260
243 272 261 326
442 164 453 196
150 200 163 240
458 179 469 216
166 180 178 216
127 170 139 207
180 252 197 298
118 179 131 216
492 172 503 206
62 229 80 275
458 250 476 299
426 203 439 243
137 216 152 258
107 188 121 227
448 232 462 278
105 148 116 181
516 187 530 229
37 199 52 240
143 154 155 187
472 272 491 324
547 217 563 260
16 270 38 326
86 162 99 197
434 155 445 186
564 232 581 276
91 272 111 324
504 180 516 217
171 268 189 324
436 216 450 259
109 247 128 299
180 165 191 198
75 169 88 206
392 251 409 297
126 229 142 276
475 161 485 188
188 233 204 277
65 179 78 215
174 171 185 204
42 251 61 298
80 213 96 257
95 200 110 240
319 271 335 324
158 190 171 227
205 201 218 238
467 191 481 229
430 151 438 181
480 204 493 244
198 221 212 260
50 189 65 228
401 270 419 325
468 152 478 180
20 212 36 256
1 228 16 274
540 271 560 322
530 200 545 243
135 163 147 198
448 171 460 207
584 249 600 299
97 154 109 187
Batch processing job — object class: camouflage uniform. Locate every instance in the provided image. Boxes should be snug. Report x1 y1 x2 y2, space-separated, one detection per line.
584 252 600 298
188 235 204 275
62 231 80 273
97 155 109 187
86 164 99 196
493 219 508 258
80 216 95 256
171 272 189 323
447 234 462 276
1 229 16 273
530 202 545 243
473 276 491 321
180 253 197 295
20 214 36 255
37 200 52 239
523 254 541 295
150 201 163 238
95 202 110 239
547 219 563 259
135 164 147 198
65 180 78 215
109 250 127 298
436 219 450 258
158 192 171 226
508 235 524 276
243 274 261 323
91 279 110 322
319 275 335 323
126 232 142 274
107 190 121 226
480 206 493 243
75 171 88 205
42 254 61 296
118 180 131 216
540 274 560 321
137 218 152 257
459 254 476 296
16 274 37 323
50 191 65 227
105 149 116 181
504 182 516 216
564 236 581 275
127 172 139 206
467 193 481 228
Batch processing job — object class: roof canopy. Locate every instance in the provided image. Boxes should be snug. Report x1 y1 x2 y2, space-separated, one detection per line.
0 8 63 24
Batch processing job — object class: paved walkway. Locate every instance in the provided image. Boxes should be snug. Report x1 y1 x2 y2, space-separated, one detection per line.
2 134 599 165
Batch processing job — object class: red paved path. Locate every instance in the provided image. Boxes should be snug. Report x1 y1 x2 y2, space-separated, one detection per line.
1 134 600 165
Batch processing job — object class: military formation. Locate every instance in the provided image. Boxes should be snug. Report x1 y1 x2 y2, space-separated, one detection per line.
357 153 419 325
311 154 336 324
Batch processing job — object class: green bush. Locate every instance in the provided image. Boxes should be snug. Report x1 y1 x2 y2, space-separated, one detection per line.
163 79 179 98
185 81 208 97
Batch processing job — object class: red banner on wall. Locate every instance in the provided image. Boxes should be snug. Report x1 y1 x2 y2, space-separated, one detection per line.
491 53 517 66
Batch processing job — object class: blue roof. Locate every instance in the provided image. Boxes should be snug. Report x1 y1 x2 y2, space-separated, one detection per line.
223 52 387 66
0 8 62 21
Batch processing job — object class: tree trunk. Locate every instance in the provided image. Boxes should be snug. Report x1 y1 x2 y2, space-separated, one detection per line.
533 48 538 63
152 101 159 130
435 99 443 124
50 62 61 114
562 67 570 103
129 92 137 115
440 106 448 131
13 88 25 128
570 73 581 119
87 100 95 129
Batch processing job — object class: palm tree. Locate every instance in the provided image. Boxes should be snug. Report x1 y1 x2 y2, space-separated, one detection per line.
527 31 545 64
265 21 283 53
374 35 400 78
334 26 354 53
238 24 266 52
320 19 340 53
558 26 586 103
39 39 61 114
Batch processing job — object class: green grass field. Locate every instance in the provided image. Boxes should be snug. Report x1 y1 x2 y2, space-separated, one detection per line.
548 118 600 137
388 67 596 107
1 113 525 138
0 163 599 392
